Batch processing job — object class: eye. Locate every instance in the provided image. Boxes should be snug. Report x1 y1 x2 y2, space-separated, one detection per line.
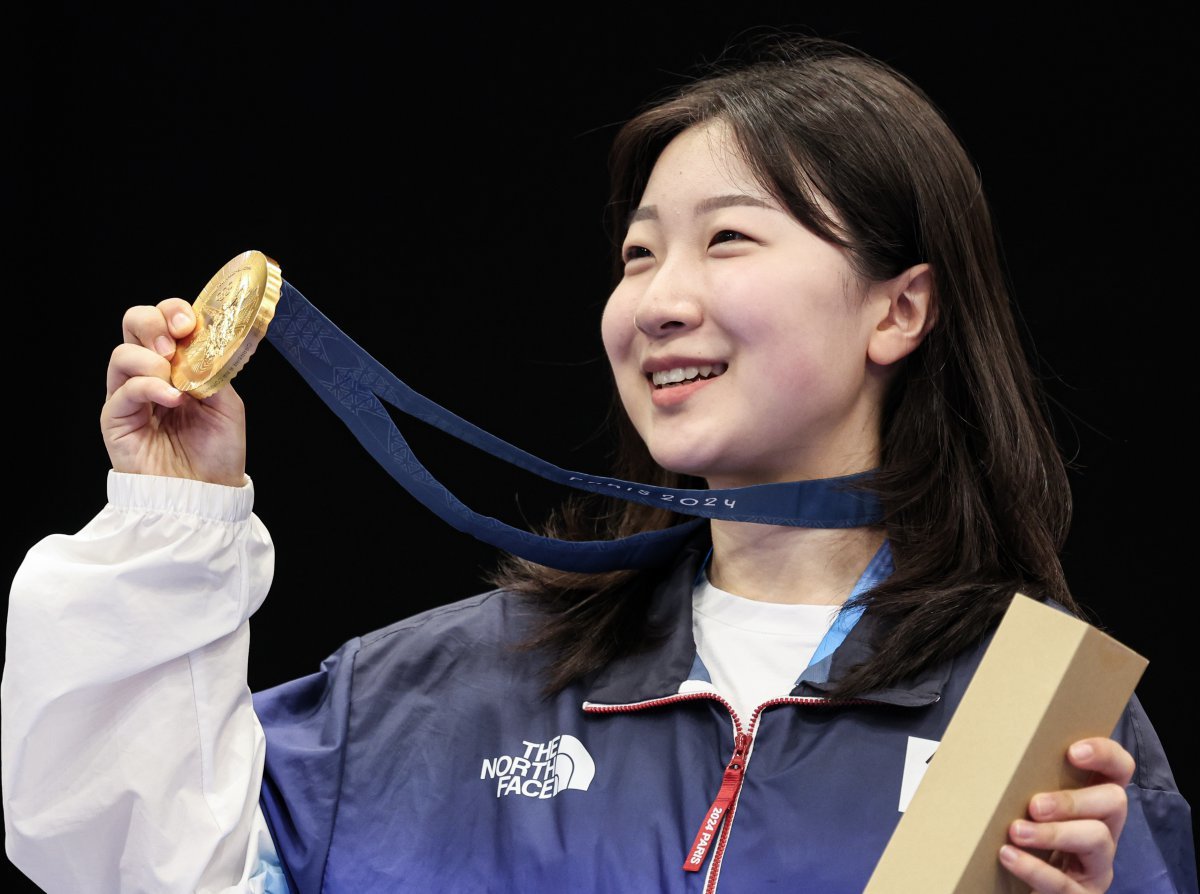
710 229 748 246
622 245 654 264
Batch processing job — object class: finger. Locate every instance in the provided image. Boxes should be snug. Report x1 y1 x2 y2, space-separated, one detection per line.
192 379 245 418
1007 818 1115 889
120 300 194 355
1067 738 1135 787
1028 782 1128 844
106 343 173 399
1000 844 1077 894
156 297 197 339
1010 818 1114 861
999 843 1100 893
103 375 186 426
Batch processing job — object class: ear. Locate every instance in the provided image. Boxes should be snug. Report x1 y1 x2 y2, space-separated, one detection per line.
866 263 935 367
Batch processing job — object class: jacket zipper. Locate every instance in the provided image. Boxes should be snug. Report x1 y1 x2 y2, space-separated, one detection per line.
584 691 747 886
684 729 749 873
585 692 881 893
698 696 881 894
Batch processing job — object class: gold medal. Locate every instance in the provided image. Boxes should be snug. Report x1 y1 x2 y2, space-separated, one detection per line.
171 249 282 398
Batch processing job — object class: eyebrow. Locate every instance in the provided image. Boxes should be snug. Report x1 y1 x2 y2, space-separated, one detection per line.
628 194 777 225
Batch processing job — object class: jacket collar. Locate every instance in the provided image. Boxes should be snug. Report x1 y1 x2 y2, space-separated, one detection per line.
582 530 950 708
583 534 710 706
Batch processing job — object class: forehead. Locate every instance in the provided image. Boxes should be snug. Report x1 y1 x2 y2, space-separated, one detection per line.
639 121 774 207
635 119 853 250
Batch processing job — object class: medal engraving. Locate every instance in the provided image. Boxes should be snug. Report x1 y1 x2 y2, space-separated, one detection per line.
171 250 282 398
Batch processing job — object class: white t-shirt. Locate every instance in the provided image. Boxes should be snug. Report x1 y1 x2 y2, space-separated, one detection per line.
691 571 839 723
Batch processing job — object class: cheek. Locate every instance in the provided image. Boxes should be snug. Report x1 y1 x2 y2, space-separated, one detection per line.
600 296 648 425
600 293 633 364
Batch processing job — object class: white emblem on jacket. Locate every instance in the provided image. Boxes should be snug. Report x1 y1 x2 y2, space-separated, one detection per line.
481 734 596 798
898 736 941 812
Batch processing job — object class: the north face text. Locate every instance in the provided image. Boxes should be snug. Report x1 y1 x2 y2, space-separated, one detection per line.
480 734 595 799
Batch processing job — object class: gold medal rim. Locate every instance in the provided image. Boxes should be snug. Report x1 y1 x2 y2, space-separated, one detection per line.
170 250 282 397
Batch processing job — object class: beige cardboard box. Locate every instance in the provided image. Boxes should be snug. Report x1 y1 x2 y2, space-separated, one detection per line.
863 593 1147 893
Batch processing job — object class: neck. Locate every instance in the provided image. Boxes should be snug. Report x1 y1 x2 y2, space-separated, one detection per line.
707 519 885 606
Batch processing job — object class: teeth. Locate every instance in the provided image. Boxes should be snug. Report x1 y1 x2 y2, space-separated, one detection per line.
650 362 727 387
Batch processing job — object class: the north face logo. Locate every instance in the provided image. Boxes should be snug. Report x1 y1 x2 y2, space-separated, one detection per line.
480 734 595 799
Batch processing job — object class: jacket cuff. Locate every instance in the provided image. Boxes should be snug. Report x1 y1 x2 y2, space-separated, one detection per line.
106 470 255 522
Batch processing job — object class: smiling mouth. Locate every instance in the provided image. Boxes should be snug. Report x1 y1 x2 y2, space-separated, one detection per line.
649 362 728 388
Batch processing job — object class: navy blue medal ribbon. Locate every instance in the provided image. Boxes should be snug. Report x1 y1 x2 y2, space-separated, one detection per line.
263 281 883 572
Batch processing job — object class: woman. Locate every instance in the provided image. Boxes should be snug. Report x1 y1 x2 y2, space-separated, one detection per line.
3 36 1193 894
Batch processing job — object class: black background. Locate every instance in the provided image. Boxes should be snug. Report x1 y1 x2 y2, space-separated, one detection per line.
6 5 1196 889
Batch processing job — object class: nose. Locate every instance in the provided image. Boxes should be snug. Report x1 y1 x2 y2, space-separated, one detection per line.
633 262 704 336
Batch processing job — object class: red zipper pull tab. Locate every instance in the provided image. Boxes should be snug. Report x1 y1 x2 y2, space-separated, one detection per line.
682 733 750 872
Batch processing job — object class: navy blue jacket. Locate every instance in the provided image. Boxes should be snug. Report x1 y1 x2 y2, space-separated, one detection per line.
254 539 1197 892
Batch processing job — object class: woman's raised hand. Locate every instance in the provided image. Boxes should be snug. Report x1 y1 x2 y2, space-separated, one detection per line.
102 298 247 486
1000 736 1136 893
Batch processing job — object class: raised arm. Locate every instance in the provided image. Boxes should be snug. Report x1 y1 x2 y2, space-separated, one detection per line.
3 299 281 892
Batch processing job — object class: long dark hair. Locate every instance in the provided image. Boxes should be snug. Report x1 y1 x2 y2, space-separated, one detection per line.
490 35 1076 698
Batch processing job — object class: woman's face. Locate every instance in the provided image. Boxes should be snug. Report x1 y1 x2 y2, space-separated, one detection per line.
601 122 892 489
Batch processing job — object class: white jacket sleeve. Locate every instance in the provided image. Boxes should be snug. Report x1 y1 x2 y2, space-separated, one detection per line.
2 471 281 893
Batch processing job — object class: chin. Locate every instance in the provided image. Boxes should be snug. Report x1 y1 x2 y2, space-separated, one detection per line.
646 449 729 484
